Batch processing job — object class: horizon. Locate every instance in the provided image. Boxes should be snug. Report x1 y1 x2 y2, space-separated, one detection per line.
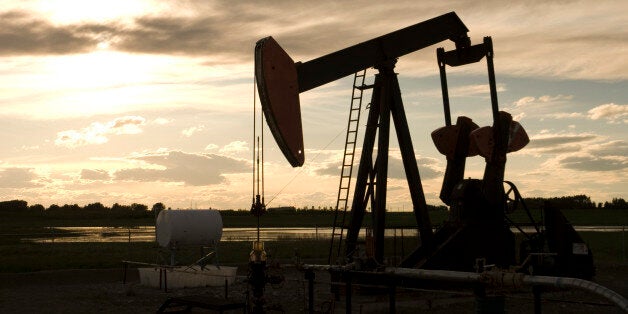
0 1 626 210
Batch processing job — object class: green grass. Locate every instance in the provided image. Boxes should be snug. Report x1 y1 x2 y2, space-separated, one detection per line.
1 231 624 273
580 231 627 264
1 209 625 273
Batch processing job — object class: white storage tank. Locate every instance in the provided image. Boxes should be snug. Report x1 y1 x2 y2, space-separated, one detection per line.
156 209 223 248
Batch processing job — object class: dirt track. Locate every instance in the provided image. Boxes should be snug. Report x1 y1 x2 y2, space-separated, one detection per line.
0 262 626 313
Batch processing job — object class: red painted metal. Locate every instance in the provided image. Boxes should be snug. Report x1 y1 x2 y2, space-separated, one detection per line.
431 117 479 159
470 120 529 161
255 37 304 167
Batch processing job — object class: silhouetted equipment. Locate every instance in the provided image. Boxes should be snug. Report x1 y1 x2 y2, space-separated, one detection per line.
255 10 594 285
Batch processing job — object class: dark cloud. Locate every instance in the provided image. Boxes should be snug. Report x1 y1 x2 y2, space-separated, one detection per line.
0 167 40 188
114 151 248 185
0 10 100 55
559 156 627 172
112 16 244 57
388 156 442 180
528 134 597 149
80 169 110 181
0 3 403 60
314 155 441 180
534 145 582 154
593 140 628 157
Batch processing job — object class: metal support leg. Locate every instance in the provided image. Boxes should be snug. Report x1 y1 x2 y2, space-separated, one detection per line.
306 270 315 314
345 273 352 314
533 285 542 314
389 283 396 314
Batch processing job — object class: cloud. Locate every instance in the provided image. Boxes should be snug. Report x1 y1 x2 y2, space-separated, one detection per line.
587 103 627 123
55 116 146 148
314 155 442 180
512 95 573 108
152 117 172 125
181 125 205 137
114 151 248 185
80 169 110 181
205 144 219 151
219 141 249 154
528 133 597 150
531 134 627 172
591 140 628 157
558 155 627 172
0 167 40 188
450 84 506 97
513 96 535 108
0 10 102 55
420 83 508 99
1 2 626 80
548 112 585 119
507 95 578 121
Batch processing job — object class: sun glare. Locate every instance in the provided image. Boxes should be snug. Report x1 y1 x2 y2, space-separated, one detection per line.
30 51 185 118
44 51 159 89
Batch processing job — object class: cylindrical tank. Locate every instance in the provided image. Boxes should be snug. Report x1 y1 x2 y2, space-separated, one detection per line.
156 209 223 248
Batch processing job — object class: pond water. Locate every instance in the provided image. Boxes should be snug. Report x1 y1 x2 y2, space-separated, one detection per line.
22 225 626 243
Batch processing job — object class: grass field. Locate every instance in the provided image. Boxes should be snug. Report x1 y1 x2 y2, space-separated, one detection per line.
0 209 625 273
0 231 624 273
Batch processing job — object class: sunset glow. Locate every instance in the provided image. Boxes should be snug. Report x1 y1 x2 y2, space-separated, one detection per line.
0 0 625 210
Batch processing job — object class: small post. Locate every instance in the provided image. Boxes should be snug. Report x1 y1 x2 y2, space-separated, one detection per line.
533 285 542 314
393 228 397 263
345 272 352 314
305 269 315 314
622 225 625 261
128 229 131 243
122 262 128 284
164 268 168 292
389 282 396 314
400 228 405 258
225 278 229 299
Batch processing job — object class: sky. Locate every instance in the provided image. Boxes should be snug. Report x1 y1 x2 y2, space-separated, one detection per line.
0 0 626 210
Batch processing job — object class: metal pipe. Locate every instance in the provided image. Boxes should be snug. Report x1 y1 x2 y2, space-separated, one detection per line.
384 268 628 311
301 264 628 311
521 275 628 311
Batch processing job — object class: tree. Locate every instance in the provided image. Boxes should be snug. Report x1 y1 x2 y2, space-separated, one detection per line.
84 202 106 212
130 203 148 212
0 200 28 212
604 198 628 209
152 202 165 217
28 204 45 212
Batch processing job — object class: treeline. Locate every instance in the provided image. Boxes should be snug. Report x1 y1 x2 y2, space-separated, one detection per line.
0 194 625 220
522 195 627 210
0 200 166 219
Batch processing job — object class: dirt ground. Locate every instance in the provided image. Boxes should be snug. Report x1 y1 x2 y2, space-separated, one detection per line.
0 262 626 313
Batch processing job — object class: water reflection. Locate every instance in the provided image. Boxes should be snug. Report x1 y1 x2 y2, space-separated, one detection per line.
22 225 625 243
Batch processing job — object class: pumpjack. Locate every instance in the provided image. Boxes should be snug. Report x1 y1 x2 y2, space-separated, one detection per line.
255 12 594 279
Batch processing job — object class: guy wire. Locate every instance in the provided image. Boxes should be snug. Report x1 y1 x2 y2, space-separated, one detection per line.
266 126 348 206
